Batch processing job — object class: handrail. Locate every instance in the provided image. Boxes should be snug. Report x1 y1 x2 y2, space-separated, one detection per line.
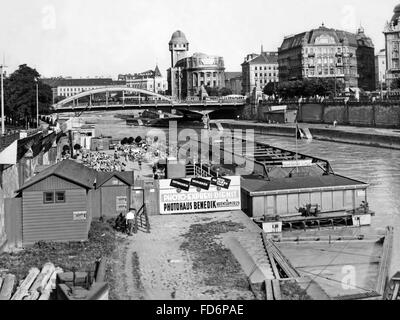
133 204 150 234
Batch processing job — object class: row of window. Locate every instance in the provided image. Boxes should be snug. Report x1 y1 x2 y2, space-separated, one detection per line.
304 68 357 76
254 73 277 77
254 65 278 71
43 191 65 204
304 47 354 55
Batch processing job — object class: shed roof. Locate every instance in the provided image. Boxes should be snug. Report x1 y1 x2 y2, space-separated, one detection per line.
95 171 135 188
241 174 367 195
18 159 97 192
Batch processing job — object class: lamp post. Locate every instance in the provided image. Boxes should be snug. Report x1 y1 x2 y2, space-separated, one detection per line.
34 77 39 128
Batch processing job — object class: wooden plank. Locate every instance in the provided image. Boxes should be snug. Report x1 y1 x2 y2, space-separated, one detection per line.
0 274 15 300
376 227 394 295
391 283 400 300
272 279 282 300
265 240 301 278
23 291 40 300
30 263 55 293
11 268 40 300
261 233 280 279
265 280 274 300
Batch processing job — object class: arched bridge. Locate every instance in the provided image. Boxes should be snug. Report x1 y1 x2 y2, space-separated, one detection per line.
53 86 246 116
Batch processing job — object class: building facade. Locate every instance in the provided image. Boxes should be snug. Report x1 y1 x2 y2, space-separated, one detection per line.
384 4 400 89
224 72 243 95
42 78 126 101
278 24 375 91
241 51 279 96
118 66 167 94
375 49 387 90
167 30 225 100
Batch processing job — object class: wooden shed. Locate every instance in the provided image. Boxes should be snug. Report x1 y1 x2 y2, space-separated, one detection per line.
16 160 97 245
92 172 135 218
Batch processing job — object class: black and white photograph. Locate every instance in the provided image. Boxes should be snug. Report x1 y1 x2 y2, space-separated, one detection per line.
0 0 400 310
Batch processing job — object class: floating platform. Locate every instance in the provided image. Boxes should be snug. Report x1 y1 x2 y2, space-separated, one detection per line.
254 209 375 233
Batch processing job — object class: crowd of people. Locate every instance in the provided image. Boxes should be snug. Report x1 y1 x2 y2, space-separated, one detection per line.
81 151 126 172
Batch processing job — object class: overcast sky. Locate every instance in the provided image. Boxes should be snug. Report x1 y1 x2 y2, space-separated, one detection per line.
0 0 396 79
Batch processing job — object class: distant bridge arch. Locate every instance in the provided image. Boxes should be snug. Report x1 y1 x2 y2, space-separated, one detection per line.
53 86 173 110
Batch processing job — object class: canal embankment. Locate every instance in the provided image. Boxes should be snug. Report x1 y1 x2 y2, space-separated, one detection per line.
218 120 400 150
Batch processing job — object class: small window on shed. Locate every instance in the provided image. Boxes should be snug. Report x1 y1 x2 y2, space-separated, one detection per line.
43 192 54 204
55 191 66 203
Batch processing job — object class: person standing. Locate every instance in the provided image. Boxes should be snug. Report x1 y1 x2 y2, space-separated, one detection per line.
125 208 137 235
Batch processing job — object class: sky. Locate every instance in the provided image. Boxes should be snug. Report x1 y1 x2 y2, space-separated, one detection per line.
0 0 397 79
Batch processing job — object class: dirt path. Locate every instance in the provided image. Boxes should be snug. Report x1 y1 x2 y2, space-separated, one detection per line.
110 211 259 300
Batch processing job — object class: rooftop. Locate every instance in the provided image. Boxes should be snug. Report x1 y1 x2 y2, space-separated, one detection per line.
241 174 367 195
18 159 97 192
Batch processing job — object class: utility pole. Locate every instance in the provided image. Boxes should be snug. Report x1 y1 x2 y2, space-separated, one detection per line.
0 56 7 135
35 78 39 128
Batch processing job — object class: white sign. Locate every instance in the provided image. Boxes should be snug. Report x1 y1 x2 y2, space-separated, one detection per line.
282 160 313 168
159 176 241 215
73 211 87 221
116 196 127 211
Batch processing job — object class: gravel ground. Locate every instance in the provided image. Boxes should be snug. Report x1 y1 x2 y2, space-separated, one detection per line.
109 210 260 300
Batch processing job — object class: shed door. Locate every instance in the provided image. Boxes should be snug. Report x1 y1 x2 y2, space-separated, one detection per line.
131 188 144 212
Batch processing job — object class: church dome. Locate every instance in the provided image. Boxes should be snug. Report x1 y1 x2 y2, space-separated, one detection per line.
169 30 189 45
391 4 400 25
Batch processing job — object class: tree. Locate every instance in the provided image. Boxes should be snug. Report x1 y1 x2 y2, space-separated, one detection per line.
135 136 143 144
204 86 219 97
127 137 134 145
391 78 400 90
263 82 277 96
121 137 128 145
4 64 53 121
277 78 345 99
74 144 82 151
218 87 233 96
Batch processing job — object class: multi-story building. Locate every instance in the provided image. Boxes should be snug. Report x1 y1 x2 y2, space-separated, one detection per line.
375 49 387 90
118 66 167 94
167 30 225 100
224 72 243 95
384 4 400 89
278 24 375 91
42 78 126 101
241 51 279 96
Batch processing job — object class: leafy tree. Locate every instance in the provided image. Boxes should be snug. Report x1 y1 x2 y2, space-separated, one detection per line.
204 86 219 97
263 82 277 96
127 137 135 144
63 145 70 152
121 137 128 145
135 136 142 144
218 87 233 96
391 78 400 90
4 64 53 121
277 78 344 98
74 144 82 151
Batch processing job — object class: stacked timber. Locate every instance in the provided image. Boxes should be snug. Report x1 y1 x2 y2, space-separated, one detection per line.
0 263 63 301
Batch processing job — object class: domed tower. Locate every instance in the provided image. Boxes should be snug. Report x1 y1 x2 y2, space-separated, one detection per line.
169 30 189 68
168 30 189 100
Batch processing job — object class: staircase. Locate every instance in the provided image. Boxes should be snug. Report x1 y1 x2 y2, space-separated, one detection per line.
133 205 150 234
